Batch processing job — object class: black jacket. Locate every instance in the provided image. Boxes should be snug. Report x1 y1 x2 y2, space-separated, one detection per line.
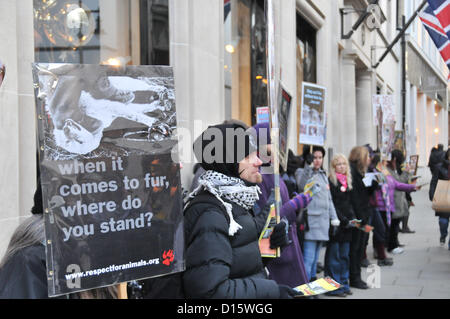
0 244 49 299
428 150 445 174
329 179 356 242
429 159 450 217
182 191 280 299
349 164 377 225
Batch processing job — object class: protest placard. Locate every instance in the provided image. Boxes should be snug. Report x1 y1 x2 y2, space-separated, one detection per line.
32 63 183 297
278 86 292 171
299 82 327 146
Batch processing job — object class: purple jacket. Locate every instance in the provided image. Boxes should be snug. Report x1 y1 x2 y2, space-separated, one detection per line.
256 174 311 287
371 174 416 212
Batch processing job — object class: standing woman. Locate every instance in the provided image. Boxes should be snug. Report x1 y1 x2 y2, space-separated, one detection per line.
371 157 419 265
348 146 376 289
386 150 414 254
429 148 450 249
325 154 357 297
296 146 339 282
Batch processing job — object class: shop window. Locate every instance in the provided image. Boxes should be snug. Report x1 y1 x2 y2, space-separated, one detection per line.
33 0 169 65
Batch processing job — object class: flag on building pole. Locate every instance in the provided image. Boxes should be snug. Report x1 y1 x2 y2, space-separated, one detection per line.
419 0 450 80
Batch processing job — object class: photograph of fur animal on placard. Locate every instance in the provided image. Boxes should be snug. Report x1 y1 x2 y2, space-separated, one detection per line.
32 64 177 160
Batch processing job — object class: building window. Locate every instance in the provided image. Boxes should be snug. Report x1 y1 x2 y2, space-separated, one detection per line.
33 0 169 65
224 0 267 126
297 13 317 83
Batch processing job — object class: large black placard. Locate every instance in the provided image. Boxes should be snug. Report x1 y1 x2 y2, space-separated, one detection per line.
32 63 183 297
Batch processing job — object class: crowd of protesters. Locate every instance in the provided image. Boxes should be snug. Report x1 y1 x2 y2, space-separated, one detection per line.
0 119 448 299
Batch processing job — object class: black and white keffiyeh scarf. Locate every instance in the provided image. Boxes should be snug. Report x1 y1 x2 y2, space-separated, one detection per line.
188 170 261 236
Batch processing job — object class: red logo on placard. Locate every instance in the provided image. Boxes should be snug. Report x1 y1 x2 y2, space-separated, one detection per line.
162 250 174 266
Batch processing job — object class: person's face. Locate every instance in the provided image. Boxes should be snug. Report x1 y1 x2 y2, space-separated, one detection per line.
335 159 347 175
239 151 263 184
313 151 323 170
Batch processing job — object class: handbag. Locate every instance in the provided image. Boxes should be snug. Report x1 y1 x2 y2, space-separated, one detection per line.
432 180 450 212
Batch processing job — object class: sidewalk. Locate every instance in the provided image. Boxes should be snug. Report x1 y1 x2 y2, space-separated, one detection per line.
321 167 450 299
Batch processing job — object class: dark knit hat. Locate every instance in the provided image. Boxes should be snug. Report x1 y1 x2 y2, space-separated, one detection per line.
193 123 256 178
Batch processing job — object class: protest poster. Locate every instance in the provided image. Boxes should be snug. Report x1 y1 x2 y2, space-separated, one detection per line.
256 106 270 124
277 86 292 171
409 155 419 176
258 204 278 258
299 82 327 146
372 95 396 160
265 0 281 235
394 130 405 153
32 63 184 297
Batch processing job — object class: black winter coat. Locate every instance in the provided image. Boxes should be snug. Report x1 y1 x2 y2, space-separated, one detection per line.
182 191 280 299
0 244 49 299
349 164 377 225
329 179 356 242
430 159 450 218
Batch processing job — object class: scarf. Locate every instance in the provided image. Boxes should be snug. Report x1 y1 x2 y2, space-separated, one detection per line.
188 170 261 236
336 173 348 190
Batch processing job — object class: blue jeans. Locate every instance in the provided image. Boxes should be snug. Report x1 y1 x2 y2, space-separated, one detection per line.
303 240 322 281
325 241 350 293
439 217 450 248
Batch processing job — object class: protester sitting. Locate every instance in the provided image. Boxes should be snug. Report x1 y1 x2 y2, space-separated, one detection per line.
429 148 450 250
295 146 339 282
325 154 357 297
183 123 302 298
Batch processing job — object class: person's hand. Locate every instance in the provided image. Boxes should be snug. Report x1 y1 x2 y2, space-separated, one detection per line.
270 218 291 249
278 284 303 299
415 185 422 191
330 219 340 227
303 180 320 197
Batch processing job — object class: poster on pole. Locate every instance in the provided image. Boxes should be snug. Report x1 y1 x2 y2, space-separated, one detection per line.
299 82 327 146
32 63 184 297
265 0 280 258
394 130 406 153
372 95 396 160
278 85 292 171
409 155 419 176
256 106 270 124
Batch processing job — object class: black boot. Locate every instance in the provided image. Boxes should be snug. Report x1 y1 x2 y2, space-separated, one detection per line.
401 216 415 233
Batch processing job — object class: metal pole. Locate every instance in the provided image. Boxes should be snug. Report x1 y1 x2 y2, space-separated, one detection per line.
373 0 427 69
402 15 406 131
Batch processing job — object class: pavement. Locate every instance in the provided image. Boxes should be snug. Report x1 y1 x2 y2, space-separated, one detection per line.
319 167 450 299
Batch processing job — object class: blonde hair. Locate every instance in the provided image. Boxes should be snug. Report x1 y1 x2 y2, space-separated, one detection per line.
329 154 353 190
349 146 369 175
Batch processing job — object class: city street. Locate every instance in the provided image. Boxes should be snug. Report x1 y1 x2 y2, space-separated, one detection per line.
322 167 450 299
